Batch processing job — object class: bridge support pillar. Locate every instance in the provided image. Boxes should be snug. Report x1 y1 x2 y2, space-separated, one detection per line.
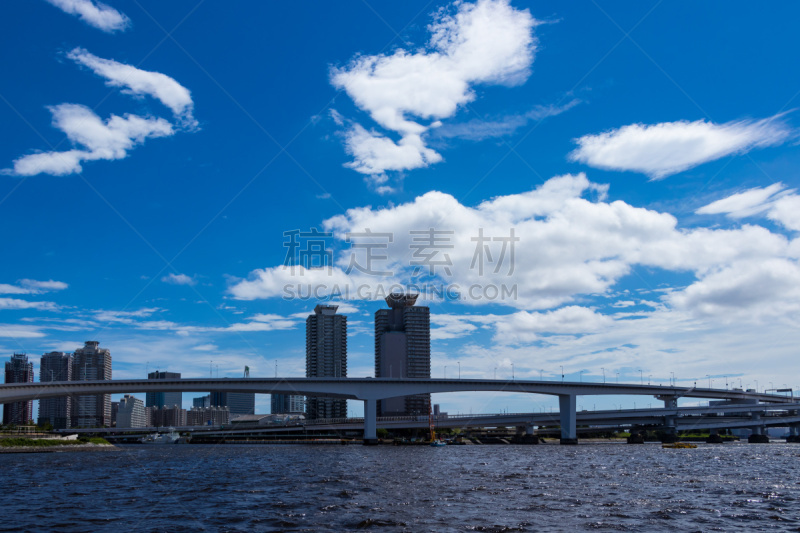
661 396 678 409
788 424 800 443
363 399 378 445
559 394 578 445
748 413 769 443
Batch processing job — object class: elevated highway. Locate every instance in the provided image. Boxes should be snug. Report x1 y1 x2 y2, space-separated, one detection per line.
4 377 794 443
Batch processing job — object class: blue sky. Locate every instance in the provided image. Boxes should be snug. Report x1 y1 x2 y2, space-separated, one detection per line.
2 0 800 416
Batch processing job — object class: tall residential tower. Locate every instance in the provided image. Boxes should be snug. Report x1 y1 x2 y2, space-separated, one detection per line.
38 351 73 429
3 353 34 425
71 341 112 427
374 293 430 416
305 304 347 419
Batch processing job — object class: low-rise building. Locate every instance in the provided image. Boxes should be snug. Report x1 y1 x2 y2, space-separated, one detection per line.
186 406 229 426
116 395 146 428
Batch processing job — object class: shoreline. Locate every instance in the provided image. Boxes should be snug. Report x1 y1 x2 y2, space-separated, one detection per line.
0 443 119 454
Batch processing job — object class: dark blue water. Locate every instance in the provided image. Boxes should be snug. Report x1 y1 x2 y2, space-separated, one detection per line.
3 443 800 532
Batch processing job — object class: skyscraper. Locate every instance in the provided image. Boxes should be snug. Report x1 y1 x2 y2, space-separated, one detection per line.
209 392 255 419
145 370 182 408
38 351 73 429
193 394 210 408
305 304 347 419
3 353 34 425
271 393 304 414
71 341 112 428
374 293 431 416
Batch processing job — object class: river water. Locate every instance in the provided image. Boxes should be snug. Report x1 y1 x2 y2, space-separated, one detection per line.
2 442 800 532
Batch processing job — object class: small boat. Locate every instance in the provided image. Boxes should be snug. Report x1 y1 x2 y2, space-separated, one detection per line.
428 406 447 447
662 442 697 449
140 427 180 444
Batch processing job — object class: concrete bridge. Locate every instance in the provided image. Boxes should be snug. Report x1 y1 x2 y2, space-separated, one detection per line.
0 377 793 444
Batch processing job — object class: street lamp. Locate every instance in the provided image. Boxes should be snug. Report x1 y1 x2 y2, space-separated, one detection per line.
579 370 584 382
671 372 675 386
601 367 605 383
639 369 643 385
511 363 515 380
648 375 652 385
706 375 711 388
445 366 447 379
494 367 497 380
560 365 564 382
458 362 461 380
616 372 619 383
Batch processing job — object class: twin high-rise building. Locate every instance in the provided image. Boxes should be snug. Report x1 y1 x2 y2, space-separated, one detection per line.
146 370 182 409
71 341 112 427
375 293 431 416
3 353 34 425
38 351 73 429
305 304 347 419
300 294 431 419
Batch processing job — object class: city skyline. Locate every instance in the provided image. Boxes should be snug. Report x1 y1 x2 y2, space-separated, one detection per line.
2 1 800 417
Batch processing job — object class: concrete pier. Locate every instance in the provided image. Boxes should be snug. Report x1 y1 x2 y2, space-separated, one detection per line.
363 398 379 445
559 394 578 445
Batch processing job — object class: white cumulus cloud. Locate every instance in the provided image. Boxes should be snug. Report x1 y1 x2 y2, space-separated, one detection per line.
44 0 130 33
9 104 173 176
331 0 537 183
229 172 800 319
67 48 197 128
569 115 792 179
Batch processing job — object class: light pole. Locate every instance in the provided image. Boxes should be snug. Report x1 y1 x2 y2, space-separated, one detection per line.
560 365 564 382
601 367 605 383
616 372 619 383
445 366 447 379
539 369 543 380
648 375 652 385
579 370 584 382
458 361 461 380
511 363 515 380
494 367 497 380
671 372 676 386
639 369 643 385
706 375 711 388
275 359 277 378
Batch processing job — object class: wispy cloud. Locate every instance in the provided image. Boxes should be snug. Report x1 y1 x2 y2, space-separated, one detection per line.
44 0 130 33
432 99 581 141
0 279 68 295
331 0 538 186
569 115 793 179
161 273 197 286
67 48 197 129
0 298 58 311
7 104 173 176
697 182 800 231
